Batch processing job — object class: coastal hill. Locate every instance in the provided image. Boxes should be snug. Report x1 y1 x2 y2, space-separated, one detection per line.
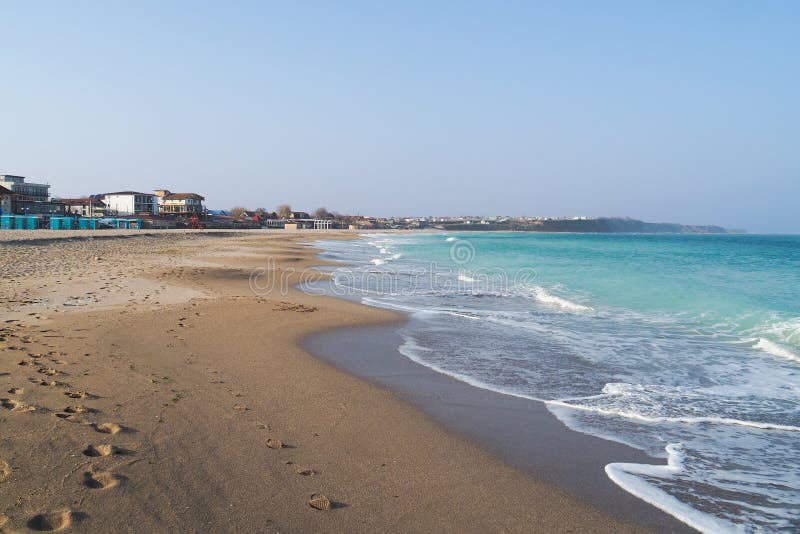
431 217 734 234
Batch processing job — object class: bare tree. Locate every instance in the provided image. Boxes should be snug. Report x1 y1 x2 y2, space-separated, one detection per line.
230 206 248 219
313 207 331 219
276 204 292 218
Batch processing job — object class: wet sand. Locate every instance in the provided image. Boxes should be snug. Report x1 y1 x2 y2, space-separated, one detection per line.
1 229 680 532
303 323 691 532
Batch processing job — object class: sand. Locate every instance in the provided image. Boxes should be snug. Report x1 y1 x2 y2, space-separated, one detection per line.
1 229 653 532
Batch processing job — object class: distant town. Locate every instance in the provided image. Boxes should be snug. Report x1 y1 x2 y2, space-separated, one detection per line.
0 173 732 233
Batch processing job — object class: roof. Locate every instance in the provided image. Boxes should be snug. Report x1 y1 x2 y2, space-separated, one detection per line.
163 193 205 200
104 191 153 196
0 185 12 195
57 197 105 204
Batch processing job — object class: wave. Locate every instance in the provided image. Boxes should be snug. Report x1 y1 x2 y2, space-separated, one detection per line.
546 397 800 432
760 317 800 345
605 445 743 534
520 285 593 312
369 253 402 266
397 333 800 433
753 337 800 364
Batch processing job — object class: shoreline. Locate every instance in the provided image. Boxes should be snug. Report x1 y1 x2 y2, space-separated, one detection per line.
300 238 692 532
302 322 691 532
1 230 680 531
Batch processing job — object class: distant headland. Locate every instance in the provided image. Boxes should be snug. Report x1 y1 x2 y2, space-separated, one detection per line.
420 216 737 234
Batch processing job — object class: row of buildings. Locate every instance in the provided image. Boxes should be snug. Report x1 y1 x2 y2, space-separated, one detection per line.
0 175 205 219
0 174 346 230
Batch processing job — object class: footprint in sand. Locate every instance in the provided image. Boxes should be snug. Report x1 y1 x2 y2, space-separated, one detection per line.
294 465 315 476
1 398 34 412
83 470 119 490
266 438 283 449
284 460 315 476
93 422 122 435
36 379 59 387
83 444 122 457
308 494 332 510
8 387 23 394
65 405 95 414
27 510 72 532
64 390 90 399
0 459 11 481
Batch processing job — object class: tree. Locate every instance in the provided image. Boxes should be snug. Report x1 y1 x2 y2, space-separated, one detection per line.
313 207 331 219
276 204 292 218
230 206 248 219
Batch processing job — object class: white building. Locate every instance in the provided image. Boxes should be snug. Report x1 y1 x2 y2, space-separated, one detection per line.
102 192 157 216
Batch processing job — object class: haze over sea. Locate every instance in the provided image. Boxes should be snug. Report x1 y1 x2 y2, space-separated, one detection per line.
317 232 800 533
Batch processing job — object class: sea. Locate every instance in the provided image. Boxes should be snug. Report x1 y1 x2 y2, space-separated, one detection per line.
312 232 799 533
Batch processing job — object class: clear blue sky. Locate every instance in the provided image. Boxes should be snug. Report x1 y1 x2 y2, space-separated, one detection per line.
1 1 798 232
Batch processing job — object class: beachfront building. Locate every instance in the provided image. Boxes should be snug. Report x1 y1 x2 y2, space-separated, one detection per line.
102 192 158 216
0 185 11 215
262 218 285 228
0 176 64 216
58 197 108 217
153 190 205 216
10 198 65 216
0 175 50 202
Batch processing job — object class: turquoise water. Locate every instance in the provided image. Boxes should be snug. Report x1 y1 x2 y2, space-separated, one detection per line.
317 232 800 532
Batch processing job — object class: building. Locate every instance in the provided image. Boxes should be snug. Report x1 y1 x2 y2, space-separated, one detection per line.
313 219 333 229
0 175 50 202
10 198 65 216
153 190 205 216
102 192 157 216
0 185 11 215
57 197 107 217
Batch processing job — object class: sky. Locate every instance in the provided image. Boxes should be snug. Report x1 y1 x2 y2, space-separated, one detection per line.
1 1 798 232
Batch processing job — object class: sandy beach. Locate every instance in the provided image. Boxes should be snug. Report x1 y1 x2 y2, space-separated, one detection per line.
1 229 671 533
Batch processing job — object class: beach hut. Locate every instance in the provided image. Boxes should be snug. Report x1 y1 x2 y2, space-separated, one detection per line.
50 216 77 230
15 215 40 229
78 218 98 230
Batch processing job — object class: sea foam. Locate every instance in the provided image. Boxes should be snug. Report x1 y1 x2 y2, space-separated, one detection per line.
605 445 744 534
